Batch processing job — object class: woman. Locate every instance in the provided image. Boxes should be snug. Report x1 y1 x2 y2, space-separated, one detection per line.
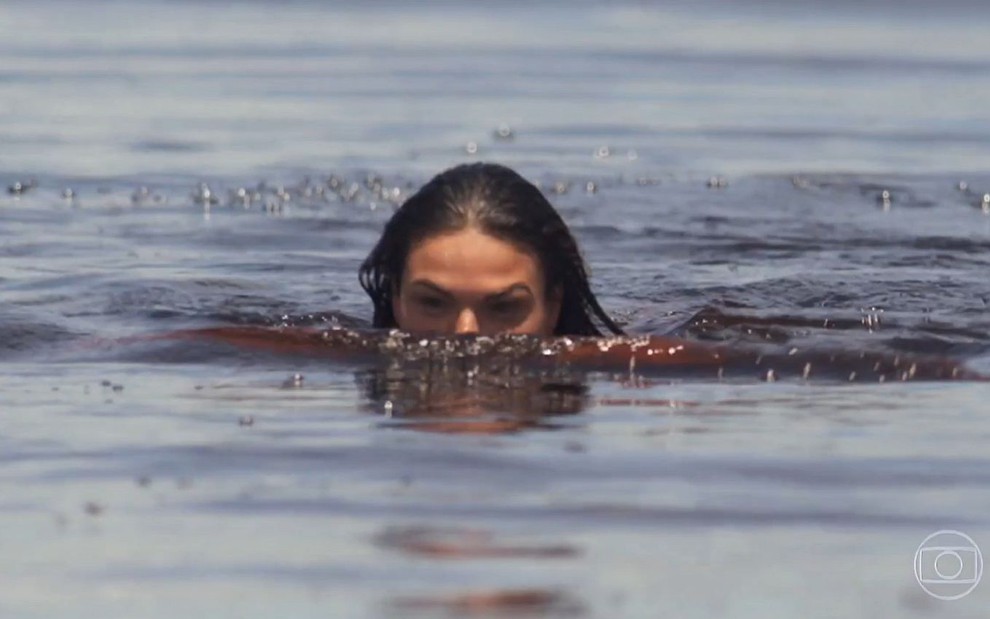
359 162 623 337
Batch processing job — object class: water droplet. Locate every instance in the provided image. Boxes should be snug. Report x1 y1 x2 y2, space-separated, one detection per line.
878 189 892 210
192 182 218 206
7 179 35 195
493 123 514 140
131 186 150 204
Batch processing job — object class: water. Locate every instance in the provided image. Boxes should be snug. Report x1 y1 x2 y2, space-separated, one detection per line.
2 0 990 617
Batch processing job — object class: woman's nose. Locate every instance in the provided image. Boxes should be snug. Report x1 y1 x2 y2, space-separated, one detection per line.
454 308 479 334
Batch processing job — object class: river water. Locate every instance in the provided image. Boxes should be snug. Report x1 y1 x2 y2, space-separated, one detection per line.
2 1 990 617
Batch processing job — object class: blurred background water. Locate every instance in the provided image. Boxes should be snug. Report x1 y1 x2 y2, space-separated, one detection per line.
2 0 990 617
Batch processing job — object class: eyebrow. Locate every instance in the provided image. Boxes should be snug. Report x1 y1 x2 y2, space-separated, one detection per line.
408 280 533 301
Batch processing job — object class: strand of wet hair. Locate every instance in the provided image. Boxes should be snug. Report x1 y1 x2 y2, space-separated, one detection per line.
550 220 625 337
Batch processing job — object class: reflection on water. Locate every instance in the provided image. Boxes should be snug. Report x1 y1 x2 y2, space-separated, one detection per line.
376 525 580 559
378 528 584 616
358 357 590 434
388 588 586 618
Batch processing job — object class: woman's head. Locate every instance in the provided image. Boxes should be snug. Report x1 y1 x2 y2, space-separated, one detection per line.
359 162 623 337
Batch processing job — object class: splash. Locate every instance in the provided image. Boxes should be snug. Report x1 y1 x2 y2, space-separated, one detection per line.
160 325 980 383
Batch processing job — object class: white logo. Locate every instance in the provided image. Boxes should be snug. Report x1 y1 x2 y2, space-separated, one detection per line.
914 530 983 600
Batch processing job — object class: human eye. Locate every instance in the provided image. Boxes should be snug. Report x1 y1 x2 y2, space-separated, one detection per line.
489 299 524 316
415 295 448 312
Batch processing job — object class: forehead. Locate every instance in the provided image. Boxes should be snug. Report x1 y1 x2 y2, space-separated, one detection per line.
402 228 543 292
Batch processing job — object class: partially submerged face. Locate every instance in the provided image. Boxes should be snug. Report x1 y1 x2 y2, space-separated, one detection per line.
392 227 561 336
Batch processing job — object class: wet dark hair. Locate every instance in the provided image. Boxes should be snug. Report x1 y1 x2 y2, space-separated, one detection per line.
359 162 623 336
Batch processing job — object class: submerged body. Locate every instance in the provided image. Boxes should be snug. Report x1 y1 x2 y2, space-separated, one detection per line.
165 325 979 384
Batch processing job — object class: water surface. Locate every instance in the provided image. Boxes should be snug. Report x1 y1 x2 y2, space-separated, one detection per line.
2 1 990 617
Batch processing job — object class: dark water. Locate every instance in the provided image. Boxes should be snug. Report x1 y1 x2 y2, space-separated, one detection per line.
2 1 990 617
